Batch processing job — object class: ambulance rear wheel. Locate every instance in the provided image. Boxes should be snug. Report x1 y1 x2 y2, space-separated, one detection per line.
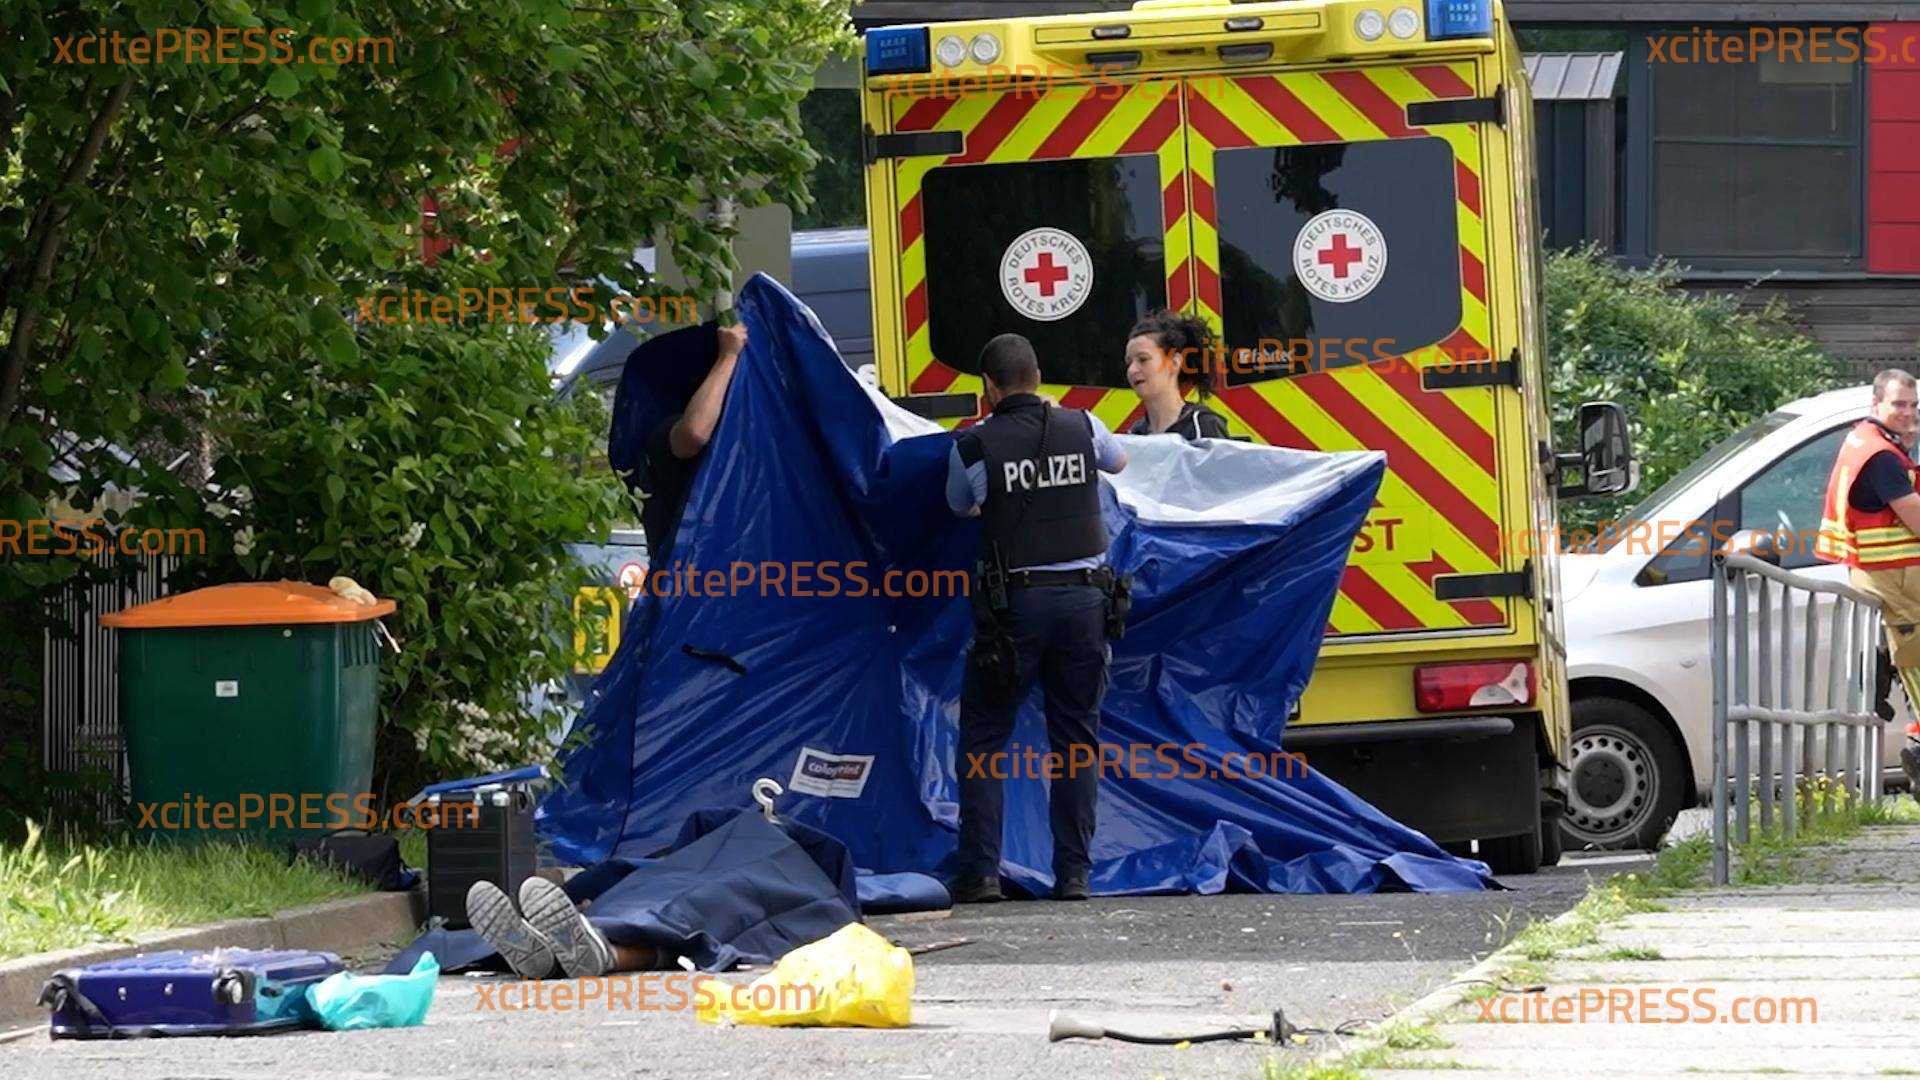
1479 784 1542 876
1539 798 1564 868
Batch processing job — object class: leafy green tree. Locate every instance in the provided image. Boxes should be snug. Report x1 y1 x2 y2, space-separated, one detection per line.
198 319 625 788
0 0 850 790
1545 246 1844 531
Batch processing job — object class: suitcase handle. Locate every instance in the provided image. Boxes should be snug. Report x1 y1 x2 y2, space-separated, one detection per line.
39 972 112 1034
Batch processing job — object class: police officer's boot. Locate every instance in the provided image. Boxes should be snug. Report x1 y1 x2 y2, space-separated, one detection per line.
950 876 1004 904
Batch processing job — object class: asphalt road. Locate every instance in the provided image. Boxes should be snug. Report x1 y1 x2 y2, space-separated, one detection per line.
3 851 1651 1080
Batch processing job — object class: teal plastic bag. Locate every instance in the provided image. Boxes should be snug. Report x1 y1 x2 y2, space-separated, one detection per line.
307 952 438 1030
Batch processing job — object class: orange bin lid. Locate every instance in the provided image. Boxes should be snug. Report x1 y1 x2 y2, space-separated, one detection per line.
101 581 396 629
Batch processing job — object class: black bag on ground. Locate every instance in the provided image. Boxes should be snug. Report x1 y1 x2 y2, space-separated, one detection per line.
289 831 412 891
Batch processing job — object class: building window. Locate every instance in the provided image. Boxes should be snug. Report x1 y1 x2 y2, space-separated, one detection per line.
1635 31 1862 266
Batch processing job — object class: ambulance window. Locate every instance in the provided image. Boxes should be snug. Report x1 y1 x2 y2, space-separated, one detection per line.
1212 137 1463 384
921 156 1166 389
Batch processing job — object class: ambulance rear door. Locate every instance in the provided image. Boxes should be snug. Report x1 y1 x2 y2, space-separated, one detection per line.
872 75 1189 427
1181 62 1519 640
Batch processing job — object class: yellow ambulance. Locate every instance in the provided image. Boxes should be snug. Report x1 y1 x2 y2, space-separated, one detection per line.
857 0 1635 872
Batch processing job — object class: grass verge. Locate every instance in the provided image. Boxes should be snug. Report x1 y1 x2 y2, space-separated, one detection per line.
0 821 376 961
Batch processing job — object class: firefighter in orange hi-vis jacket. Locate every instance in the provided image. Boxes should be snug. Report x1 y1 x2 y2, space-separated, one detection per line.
1815 368 1920 791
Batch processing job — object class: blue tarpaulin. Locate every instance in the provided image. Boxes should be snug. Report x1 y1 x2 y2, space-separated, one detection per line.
540 274 1493 896
386 809 860 974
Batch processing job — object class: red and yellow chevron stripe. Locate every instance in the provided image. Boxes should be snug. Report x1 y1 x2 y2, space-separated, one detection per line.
1181 63 1502 636
884 62 1505 638
890 79 1186 408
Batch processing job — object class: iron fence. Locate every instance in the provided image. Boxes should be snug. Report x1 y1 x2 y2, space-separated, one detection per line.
42 552 176 821
1710 551 1887 885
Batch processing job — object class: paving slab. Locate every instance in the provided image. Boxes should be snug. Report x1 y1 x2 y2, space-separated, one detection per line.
1367 824 1920 1078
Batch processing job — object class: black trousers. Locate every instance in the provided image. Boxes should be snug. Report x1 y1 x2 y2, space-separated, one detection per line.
955 584 1109 883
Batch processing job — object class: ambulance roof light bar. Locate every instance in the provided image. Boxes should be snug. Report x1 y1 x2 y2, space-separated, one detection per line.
865 25 931 75
1426 0 1492 40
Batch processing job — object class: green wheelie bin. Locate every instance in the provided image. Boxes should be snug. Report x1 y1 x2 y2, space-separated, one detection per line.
102 581 394 841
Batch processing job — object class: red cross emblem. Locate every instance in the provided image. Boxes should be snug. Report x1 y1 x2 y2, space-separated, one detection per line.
1317 233 1364 279
1023 252 1071 297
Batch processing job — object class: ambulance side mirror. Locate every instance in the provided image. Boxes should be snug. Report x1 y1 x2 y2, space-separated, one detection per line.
1557 401 1637 499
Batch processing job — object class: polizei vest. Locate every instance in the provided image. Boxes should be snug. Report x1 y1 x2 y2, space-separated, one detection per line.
957 393 1107 570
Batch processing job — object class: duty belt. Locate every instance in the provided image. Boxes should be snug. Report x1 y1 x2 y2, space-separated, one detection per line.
1007 568 1106 589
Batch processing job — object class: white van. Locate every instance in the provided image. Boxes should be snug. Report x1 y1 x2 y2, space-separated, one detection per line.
1561 385 1910 850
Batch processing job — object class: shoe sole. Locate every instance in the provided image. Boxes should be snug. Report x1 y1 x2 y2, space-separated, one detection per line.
466 880 557 979
520 877 614 979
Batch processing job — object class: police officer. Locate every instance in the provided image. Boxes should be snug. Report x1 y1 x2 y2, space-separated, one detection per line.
945 333 1127 903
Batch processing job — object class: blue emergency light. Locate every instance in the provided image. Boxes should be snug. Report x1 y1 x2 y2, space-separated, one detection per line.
866 26 931 75
1426 0 1492 39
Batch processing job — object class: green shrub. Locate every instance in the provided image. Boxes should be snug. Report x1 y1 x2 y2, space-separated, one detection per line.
190 318 628 794
1545 246 1844 530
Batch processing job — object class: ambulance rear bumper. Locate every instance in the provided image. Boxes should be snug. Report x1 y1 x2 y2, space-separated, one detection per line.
1283 713 1539 844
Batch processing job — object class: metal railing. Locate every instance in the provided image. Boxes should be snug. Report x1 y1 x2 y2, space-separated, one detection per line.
1710 552 1887 885
42 552 176 823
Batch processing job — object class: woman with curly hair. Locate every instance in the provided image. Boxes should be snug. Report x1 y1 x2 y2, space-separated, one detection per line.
1122 310 1232 442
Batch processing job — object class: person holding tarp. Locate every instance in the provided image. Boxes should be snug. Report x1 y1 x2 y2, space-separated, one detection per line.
1814 368 1920 788
1121 311 1232 443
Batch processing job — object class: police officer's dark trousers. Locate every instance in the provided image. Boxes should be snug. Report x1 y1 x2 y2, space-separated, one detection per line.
956 583 1109 884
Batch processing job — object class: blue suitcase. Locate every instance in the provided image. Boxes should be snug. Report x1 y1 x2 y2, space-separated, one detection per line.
40 948 344 1038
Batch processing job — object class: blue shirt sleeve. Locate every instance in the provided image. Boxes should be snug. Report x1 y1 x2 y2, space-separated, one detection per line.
1087 413 1126 473
946 442 985 515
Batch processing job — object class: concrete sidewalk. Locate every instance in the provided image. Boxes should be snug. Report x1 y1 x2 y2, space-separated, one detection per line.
1373 823 1920 1078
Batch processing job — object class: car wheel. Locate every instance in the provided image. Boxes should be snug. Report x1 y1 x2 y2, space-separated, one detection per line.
1562 697 1687 851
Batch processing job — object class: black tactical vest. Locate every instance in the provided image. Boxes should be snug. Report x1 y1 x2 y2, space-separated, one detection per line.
957 393 1107 569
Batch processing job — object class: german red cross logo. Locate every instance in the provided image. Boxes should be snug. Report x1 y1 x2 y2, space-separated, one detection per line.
1001 228 1094 322
1293 209 1388 304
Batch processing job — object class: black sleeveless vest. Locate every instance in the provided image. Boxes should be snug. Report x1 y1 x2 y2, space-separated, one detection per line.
956 393 1107 569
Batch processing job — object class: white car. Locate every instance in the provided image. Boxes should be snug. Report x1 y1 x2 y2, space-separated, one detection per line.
1561 385 1909 850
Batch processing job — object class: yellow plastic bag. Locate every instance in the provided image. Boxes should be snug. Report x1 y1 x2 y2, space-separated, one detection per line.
696 923 912 1028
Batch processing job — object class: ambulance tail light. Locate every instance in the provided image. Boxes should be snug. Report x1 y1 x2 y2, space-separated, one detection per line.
866 26 932 75
1414 661 1534 713
1425 0 1493 40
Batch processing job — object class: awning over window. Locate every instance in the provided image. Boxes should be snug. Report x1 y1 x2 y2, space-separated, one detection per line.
1523 52 1623 101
